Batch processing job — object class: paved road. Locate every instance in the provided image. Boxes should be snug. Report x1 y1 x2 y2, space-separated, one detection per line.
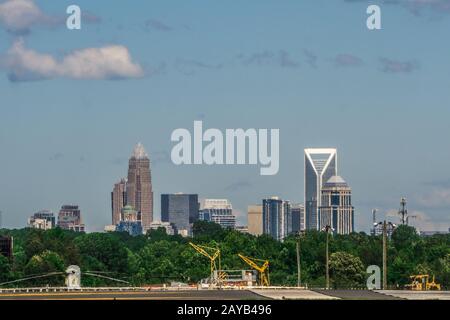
252 289 338 300
313 289 403 300
376 290 450 300
1 289 449 300
0 290 267 300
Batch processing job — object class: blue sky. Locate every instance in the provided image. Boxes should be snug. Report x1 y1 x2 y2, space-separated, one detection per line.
1 0 450 232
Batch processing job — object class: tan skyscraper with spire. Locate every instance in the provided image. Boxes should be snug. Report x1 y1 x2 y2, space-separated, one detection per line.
111 178 127 226
127 143 153 233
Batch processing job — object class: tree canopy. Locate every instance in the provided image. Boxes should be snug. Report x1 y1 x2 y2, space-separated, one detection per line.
0 223 449 289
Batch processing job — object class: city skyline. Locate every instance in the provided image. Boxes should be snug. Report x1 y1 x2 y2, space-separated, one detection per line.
1 1 450 232
0 141 448 234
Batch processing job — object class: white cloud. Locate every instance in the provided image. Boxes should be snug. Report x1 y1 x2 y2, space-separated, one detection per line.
418 187 450 208
408 210 449 232
383 208 449 232
0 0 55 34
3 39 145 81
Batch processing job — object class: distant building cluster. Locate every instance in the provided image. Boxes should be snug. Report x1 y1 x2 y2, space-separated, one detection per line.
27 206 85 232
28 210 56 230
245 148 355 241
107 144 242 237
23 146 357 239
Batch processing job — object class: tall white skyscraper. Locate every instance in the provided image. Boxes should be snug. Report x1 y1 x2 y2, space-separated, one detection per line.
319 175 354 235
262 197 292 241
304 148 337 231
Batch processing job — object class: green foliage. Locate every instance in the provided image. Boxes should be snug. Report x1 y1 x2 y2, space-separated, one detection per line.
0 254 12 283
23 250 65 286
1 221 449 288
74 233 129 273
192 220 226 242
329 251 365 288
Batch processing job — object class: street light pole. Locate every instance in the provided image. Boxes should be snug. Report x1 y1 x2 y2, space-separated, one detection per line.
321 225 333 290
382 221 387 290
326 229 330 290
296 230 304 288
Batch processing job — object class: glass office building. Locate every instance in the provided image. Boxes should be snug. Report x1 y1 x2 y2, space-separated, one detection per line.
161 193 199 236
291 204 305 233
262 197 291 241
304 148 337 231
199 199 236 229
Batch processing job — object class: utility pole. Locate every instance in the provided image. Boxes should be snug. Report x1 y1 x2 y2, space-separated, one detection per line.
382 221 387 290
296 230 304 288
326 230 330 290
322 225 333 290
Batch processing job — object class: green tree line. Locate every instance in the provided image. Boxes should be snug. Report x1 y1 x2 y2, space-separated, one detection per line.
0 221 449 289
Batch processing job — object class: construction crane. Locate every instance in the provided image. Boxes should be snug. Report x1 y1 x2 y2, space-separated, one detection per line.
238 254 270 287
189 242 221 286
405 275 441 291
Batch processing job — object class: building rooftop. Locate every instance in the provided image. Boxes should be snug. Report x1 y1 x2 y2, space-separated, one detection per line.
324 175 349 188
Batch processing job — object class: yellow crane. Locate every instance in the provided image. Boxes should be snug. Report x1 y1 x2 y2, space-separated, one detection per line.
238 254 270 286
189 242 221 286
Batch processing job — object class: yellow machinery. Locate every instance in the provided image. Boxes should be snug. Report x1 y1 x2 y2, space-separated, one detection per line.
238 254 270 286
189 242 221 286
405 275 441 291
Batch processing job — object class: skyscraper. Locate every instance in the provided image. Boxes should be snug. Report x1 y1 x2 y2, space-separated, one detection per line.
28 210 56 230
319 176 354 234
262 197 291 241
304 148 337 231
247 205 263 236
161 193 199 236
127 143 153 233
57 205 85 232
291 204 305 233
111 178 127 226
199 199 236 229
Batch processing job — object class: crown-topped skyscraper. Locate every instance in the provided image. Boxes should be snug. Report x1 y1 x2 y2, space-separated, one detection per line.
126 143 153 233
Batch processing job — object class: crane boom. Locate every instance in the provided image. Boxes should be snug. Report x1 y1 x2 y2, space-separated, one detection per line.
189 242 221 287
189 242 215 260
238 254 270 286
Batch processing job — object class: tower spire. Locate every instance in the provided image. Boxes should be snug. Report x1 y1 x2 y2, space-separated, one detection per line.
132 142 148 159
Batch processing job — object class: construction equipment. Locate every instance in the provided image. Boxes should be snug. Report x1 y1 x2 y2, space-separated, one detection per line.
189 242 221 286
238 254 270 287
405 275 441 291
